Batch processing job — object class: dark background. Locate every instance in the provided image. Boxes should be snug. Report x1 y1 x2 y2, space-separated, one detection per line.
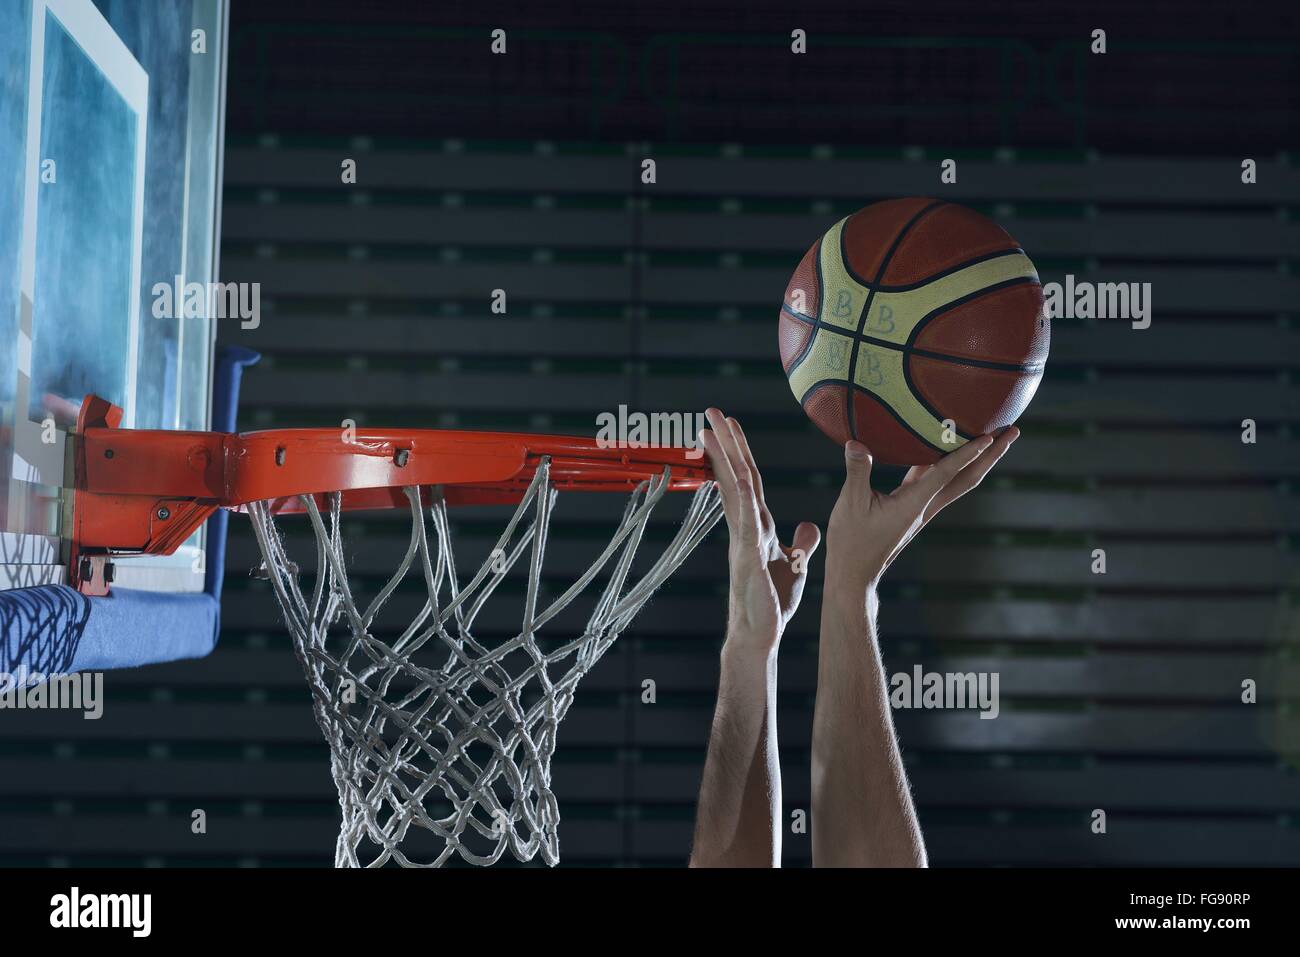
9 0 1300 865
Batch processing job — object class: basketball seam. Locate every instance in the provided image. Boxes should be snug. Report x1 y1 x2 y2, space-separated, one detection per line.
845 200 947 440
844 246 1027 293
784 237 829 374
904 274 1043 350
900 275 1046 440
803 378 947 454
838 210 876 287
903 361 976 443
905 357 1043 443
784 308 1045 374
906 345 1044 373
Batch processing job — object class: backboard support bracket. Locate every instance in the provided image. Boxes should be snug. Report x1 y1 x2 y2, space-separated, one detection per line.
69 394 219 595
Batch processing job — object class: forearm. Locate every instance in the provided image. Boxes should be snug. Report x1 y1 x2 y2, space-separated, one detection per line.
811 586 927 867
689 633 782 867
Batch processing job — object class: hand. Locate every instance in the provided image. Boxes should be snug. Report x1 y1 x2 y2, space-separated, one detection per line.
700 408 821 647
825 427 1020 599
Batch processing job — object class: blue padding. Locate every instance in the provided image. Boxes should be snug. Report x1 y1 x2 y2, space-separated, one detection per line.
203 346 260 608
0 346 261 675
0 585 218 675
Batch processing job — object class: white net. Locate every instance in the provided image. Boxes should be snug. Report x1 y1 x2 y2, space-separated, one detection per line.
245 459 720 867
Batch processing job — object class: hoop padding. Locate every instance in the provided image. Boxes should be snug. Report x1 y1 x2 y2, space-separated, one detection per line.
246 459 721 867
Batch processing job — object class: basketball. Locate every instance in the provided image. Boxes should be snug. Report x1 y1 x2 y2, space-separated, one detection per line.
778 198 1049 465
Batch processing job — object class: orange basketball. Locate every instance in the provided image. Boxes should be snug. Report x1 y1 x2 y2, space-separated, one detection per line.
779 198 1048 465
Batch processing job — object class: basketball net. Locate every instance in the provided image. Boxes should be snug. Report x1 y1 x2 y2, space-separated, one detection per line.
245 459 720 866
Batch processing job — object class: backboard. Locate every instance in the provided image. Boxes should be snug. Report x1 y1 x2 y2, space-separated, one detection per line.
0 0 231 676
0 0 231 672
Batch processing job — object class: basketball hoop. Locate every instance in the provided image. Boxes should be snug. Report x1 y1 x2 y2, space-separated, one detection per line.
70 395 722 866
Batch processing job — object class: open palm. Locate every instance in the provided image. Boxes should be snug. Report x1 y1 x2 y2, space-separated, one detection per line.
826 427 1020 594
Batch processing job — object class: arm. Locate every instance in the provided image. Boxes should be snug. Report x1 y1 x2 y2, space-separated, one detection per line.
688 408 820 868
814 577 925 866
812 427 1019 867
690 637 782 867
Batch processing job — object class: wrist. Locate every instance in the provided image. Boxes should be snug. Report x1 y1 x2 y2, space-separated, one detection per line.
823 579 879 626
722 626 781 662
824 566 880 605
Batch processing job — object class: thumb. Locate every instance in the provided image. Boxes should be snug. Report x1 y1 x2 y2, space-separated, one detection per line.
843 440 873 495
789 521 822 573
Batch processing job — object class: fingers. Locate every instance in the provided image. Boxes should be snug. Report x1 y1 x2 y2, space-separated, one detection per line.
700 419 761 551
724 416 767 506
700 409 746 516
705 407 753 489
733 476 764 551
904 432 994 506
924 426 1019 519
933 432 995 483
700 427 739 512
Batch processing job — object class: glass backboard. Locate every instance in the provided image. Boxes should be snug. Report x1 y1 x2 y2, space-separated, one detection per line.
0 0 227 592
